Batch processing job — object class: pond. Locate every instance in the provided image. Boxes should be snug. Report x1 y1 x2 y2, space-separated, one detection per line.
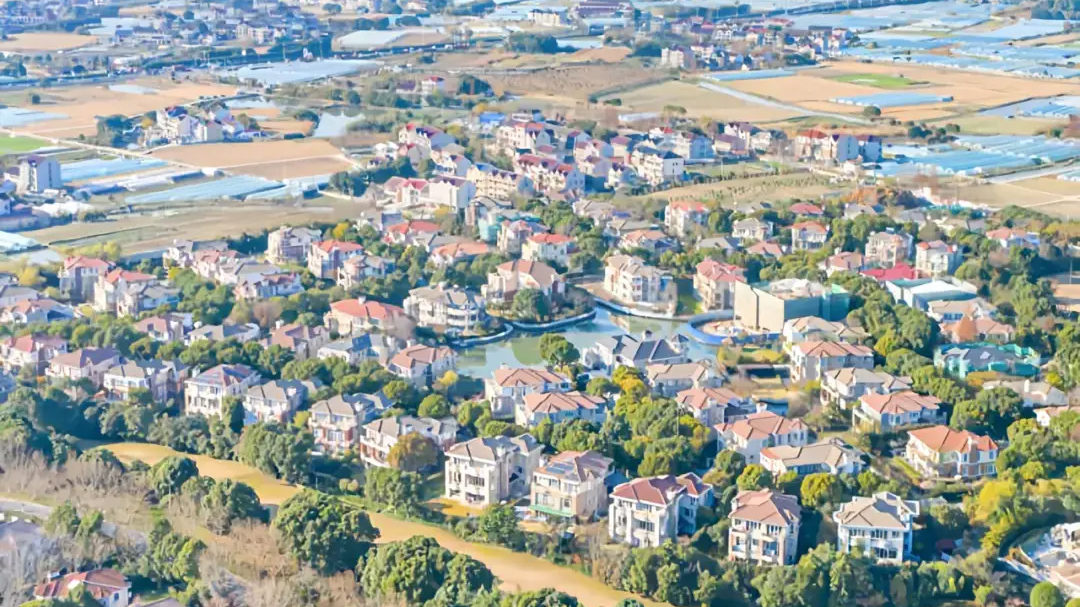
456 308 718 376
313 110 366 138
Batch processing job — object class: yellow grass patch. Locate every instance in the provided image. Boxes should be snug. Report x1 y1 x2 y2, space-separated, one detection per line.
149 139 343 167
607 80 801 121
0 32 94 52
230 156 354 179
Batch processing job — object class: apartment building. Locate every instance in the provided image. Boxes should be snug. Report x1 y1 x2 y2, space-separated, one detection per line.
790 222 830 252
102 359 187 403
854 391 944 432
833 492 919 564
608 473 713 547
715 411 809 464
266 226 322 265
760 438 865 477
676 386 756 427
404 284 486 335
183 364 262 418
904 425 997 480
17 154 62 194
727 489 802 565
529 450 613 522
694 260 745 310
244 379 311 425
308 240 365 280
604 254 675 306
444 435 543 507
496 120 552 152
914 241 963 277
733 279 851 333
517 391 607 427
359 415 458 468
789 341 874 383
821 368 911 409
629 146 684 185
484 366 572 419
466 163 533 200
865 231 913 268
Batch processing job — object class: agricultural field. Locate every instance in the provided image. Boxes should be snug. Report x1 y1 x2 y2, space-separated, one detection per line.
483 63 664 103
951 176 1080 213
0 32 94 52
601 80 801 122
937 114 1066 136
612 172 836 208
148 139 345 168
0 135 47 155
830 73 921 88
232 156 355 179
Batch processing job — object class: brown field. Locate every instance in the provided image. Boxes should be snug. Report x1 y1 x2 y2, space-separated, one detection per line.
951 176 1080 212
484 64 663 101
149 139 343 167
0 32 94 52
604 80 801 121
615 172 836 207
570 46 632 62
14 79 238 135
259 118 314 134
945 114 1066 136
230 156 354 179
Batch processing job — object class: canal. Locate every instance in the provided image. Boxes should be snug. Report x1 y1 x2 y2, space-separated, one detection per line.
456 308 719 376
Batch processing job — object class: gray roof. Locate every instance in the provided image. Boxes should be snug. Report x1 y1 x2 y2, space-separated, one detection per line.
446 434 539 462
597 333 687 363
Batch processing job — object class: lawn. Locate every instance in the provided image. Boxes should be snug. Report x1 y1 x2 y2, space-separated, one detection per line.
0 135 46 155
830 73 920 89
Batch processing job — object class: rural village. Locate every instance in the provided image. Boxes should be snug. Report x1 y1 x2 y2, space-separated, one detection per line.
1 1 1080 607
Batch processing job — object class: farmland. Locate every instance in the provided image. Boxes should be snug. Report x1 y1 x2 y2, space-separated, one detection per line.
0 32 94 52
148 139 346 168
830 73 921 88
0 134 47 154
602 80 801 122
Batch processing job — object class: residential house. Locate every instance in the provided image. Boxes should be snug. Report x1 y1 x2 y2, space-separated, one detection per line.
608 473 713 547
384 220 442 248
645 361 718 396
404 284 486 335
694 260 745 310
522 233 575 268
482 259 564 304
266 226 322 265
732 218 773 242
183 364 261 418
427 175 477 210
268 323 329 361
0 285 39 309
619 229 679 255
1035 406 1080 427
102 359 187 403
715 412 809 464
308 393 393 454
584 332 690 372
823 251 866 276
59 256 111 302
0 298 74 325
399 123 455 149
33 569 130 607
821 368 911 409
496 121 552 152
466 163 533 200
862 263 920 283
308 240 365 280
0 334 68 374
134 313 191 343
926 298 996 323
914 241 963 277
727 490 802 565
337 254 395 289
46 347 121 390
790 222 830 252
517 391 607 427
429 241 492 268
359 415 458 468
93 269 168 316
244 379 311 425
789 341 874 383
444 434 543 507
854 391 944 432
782 316 868 345
185 321 260 345
905 425 997 480
484 366 572 419
833 492 919 564
665 200 709 236
760 438 865 477
498 219 547 256
940 315 1015 344
629 146 684 185
325 299 409 336
934 343 1040 380
865 231 913 268
985 227 1040 249
676 386 756 427
603 255 676 308
529 450 613 522
982 379 1067 409
387 344 456 386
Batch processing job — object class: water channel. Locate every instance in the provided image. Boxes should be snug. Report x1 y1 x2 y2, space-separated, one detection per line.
455 308 719 376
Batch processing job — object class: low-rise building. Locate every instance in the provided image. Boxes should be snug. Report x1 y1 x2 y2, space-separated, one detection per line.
940 315 1015 344
728 489 802 566
982 379 1067 409
268 323 329 361
522 233 575 268
529 450 613 522
266 226 322 266
782 316 869 345
645 361 718 396
46 347 122 388
59 256 111 302
732 218 772 243
359 415 458 468
308 393 392 454
325 298 409 336
308 240 365 280
0 334 67 374
484 366 572 419
517 391 607 427
854 391 944 432
666 200 709 236
244 379 312 425
733 280 851 333
833 492 919 564
934 343 1040 380
183 364 261 418
482 259 565 305
603 254 676 308
821 368 911 409
790 222 830 251
905 425 997 480
865 231 913 268
34 569 130 607
694 260 745 310
760 438 865 477
629 146 684 185
789 341 874 383
676 387 757 426
914 241 963 277
404 284 486 335
584 332 689 372
185 321 260 345
444 435 543 507
102 359 187 403
608 474 713 547
387 344 456 386
715 412 809 464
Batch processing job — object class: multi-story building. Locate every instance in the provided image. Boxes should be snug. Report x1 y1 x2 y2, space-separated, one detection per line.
268 323 329 361
821 368 911 409
529 450 613 522
608 474 713 547
716 411 809 464
760 438 865 477
17 154 62 194
790 222 830 252
93 269 162 315
833 492 919 564
676 386 756 426
732 218 772 243
629 146 684 185
337 254 395 289
482 259 564 305
865 231 913 268
444 434 543 507
914 241 963 277
266 226 322 265
904 425 997 480
733 279 851 333
404 284 486 335
244 379 311 425
854 391 944 432
522 233 575 268
0 334 67 374
387 344 456 386
496 121 552 152
308 393 392 454
665 200 709 236
46 347 122 389
517 391 607 427
359 415 458 468
694 260 745 310
484 366 572 419
324 298 409 336
101 359 187 403
604 254 675 307
34 569 130 607
645 361 718 396
789 341 874 383
59 256 111 302
660 45 696 69
727 489 802 565
183 364 261 418
466 163 533 200
308 240 365 280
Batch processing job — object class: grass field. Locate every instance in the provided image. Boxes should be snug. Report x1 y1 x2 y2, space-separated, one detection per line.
830 73 920 89
601 80 800 122
101 442 663 607
0 135 46 155
943 115 1065 136
149 139 344 167
0 32 94 52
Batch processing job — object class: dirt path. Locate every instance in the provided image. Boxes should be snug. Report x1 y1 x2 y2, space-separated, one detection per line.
100 442 662 607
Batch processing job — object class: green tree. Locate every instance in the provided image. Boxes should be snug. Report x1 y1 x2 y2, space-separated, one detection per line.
201 479 265 534
359 536 494 604
273 489 378 574
800 473 841 509
477 504 523 549
511 288 550 321
44 500 80 536
387 432 440 472
149 456 199 496
1032 583 1066 607
418 393 451 418
364 467 423 514
539 334 580 367
736 464 772 491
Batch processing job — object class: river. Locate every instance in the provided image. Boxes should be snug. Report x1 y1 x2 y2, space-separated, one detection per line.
456 308 718 376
